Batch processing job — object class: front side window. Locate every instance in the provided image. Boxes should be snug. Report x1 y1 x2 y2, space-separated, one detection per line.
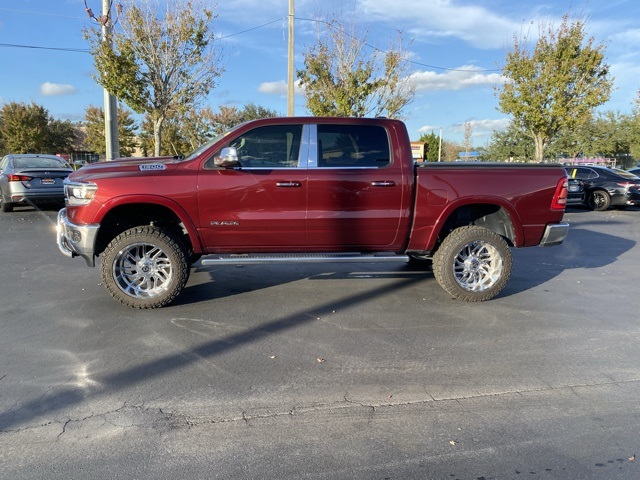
317 124 390 168
226 125 303 168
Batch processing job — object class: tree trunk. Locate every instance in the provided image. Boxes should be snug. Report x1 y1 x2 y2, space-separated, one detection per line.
153 116 164 157
533 134 546 163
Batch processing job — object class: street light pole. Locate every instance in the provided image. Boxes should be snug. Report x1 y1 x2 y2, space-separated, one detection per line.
287 0 294 116
102 0 119 160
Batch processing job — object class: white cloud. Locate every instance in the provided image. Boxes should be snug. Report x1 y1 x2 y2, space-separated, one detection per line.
40 82 77 96
409 66 505 92
357 0 525 49
451 118 511 136
418 125 442 133
258 79 304 95
417 118 510 138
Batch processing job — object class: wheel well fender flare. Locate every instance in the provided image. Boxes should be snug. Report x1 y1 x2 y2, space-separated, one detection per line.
425 199 523 250
93 195 202 255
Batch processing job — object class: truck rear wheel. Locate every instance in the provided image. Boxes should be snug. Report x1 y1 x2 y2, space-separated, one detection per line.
101 226 189 309
433 226 512 302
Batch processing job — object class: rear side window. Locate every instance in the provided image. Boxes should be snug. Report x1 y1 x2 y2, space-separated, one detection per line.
317 124 390 168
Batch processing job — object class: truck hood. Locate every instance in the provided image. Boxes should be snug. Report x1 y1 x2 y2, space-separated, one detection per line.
69 156 182 181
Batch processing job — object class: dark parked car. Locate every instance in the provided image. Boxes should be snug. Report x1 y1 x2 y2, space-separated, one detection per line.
566 177 585 206
0 154 73 212
564 165 640 211
628 167 640 177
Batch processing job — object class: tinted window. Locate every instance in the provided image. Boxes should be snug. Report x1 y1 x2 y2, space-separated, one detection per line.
317 124 390 168
13 157 68 169
567 167 597 180
610 168 639 180
229 125 302 168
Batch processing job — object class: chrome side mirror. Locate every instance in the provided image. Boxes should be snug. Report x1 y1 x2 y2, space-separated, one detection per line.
214 147 239 167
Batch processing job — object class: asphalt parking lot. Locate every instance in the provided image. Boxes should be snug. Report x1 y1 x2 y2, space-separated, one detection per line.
1 205 640 479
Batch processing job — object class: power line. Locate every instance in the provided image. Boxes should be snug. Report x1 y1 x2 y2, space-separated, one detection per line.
0 14 501 72
295 16 502 73
0 7 86 20
218 18 284 39
0 43 89 53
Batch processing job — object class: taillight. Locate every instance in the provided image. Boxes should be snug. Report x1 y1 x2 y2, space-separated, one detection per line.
616 182 639 189
551 178 568 211
7 174 32 182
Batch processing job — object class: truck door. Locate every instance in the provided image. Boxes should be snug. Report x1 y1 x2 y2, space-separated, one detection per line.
197 124 307 250
306 123 406 250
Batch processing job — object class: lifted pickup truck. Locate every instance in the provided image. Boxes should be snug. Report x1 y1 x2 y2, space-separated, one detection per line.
57 117 569 308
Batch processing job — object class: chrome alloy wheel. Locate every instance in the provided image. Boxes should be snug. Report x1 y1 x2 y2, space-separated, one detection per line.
453 240 503 292
112 242 174 298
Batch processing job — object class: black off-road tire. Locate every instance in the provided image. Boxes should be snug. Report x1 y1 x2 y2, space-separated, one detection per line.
101 226 189 309
433 226 512 302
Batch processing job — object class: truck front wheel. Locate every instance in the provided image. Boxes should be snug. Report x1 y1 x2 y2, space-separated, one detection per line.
101 226 189 308
433 226 512 302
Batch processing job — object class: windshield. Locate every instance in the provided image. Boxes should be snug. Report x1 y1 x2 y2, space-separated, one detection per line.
182 123 248 162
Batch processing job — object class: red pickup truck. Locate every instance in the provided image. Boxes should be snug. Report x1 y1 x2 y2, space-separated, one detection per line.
56 117 569 308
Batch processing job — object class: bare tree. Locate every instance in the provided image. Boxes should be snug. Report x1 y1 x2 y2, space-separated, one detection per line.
297 13 415 119
85 0 225 156
463 122 473 159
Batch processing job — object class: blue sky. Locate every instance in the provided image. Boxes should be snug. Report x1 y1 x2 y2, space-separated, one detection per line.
1 0 639 145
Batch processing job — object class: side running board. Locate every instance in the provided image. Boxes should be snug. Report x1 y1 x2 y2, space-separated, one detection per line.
200 253 410 265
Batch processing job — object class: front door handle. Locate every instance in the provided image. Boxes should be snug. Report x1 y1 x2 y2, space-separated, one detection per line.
371 181 395 187
276 181 302 188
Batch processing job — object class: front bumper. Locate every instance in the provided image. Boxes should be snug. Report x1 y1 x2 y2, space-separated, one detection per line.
56 208 100 267
539 222 569 247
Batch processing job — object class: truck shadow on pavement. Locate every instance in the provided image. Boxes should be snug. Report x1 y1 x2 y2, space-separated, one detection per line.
0 273 425 432
177 225 634 305
504 226 635 298
1 226 632 432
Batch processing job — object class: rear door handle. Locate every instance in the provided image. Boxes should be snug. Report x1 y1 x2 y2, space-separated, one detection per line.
276 181 302 188
371 181 395 187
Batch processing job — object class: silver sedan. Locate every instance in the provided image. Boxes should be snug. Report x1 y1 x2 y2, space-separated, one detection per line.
0 154 73 212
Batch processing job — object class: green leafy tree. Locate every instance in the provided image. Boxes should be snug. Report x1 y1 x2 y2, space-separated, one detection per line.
84 104 139 157
588 112 632 159
0 101 50 153
85 0 225 156
0 101 76 155
630 91 640 161
207 103 281 135
546 111 632 165
297 16 415 119
496 14 612 162
47 119 78 155
417 131 440 162
138 103 281 156
486 121 535 162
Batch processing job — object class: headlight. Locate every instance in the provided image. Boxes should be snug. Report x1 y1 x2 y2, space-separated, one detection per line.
64 180 98 206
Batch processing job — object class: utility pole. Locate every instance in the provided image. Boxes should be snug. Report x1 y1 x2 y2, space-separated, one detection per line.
438 128 442 162
102 0 119 160
287 0 294 116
